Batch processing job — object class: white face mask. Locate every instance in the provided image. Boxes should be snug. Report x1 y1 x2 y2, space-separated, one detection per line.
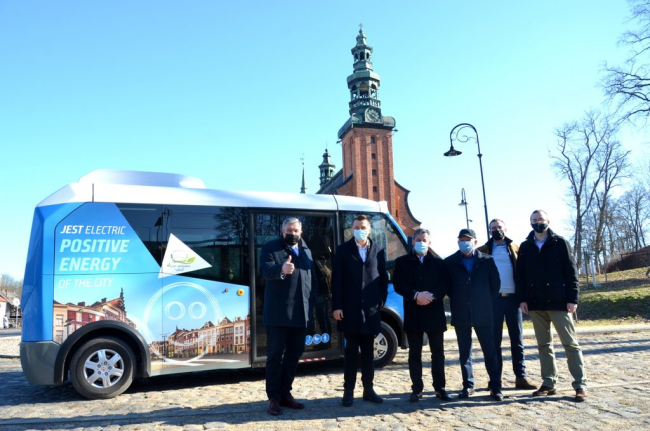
413 241 428 254
353 229 369 241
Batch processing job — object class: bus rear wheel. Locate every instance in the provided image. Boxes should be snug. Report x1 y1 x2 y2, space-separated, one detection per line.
373 321 398 368
70 336 135 399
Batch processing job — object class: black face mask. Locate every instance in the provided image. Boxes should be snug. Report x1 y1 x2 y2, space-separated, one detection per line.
531 223 548 233
283 233 300 246
491 229 505 240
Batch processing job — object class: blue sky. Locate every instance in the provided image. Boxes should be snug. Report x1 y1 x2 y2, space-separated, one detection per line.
1 1 647 280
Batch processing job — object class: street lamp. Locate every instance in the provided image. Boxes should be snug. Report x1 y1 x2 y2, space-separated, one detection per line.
458 188 470 229
444 123 490 239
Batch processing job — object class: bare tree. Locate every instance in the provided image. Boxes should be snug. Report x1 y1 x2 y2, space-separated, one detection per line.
614 184 650 250
590 138 631 268
602 0 650 124
550 111 618 270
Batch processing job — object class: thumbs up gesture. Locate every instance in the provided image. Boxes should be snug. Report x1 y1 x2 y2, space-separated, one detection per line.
282 255 295 275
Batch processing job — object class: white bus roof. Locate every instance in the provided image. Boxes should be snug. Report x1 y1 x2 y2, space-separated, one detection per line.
38 169 389 213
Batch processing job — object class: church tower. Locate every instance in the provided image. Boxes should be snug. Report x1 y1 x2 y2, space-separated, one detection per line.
317 27 420 236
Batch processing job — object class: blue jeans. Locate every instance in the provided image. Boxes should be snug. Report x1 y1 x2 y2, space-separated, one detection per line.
493 294 527 378
455 325 502 390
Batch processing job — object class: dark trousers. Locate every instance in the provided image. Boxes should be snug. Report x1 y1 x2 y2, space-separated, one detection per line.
455 325 502 390
343 332 375 391
493 294 527 378
266 326 306 400
406 330 446 392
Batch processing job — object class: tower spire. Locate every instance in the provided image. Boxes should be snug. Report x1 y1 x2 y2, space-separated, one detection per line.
319 148 336 186
300 157 307 194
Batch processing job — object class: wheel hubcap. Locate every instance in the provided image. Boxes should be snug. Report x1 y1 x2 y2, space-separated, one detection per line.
374 333 388 360
83 348 124 388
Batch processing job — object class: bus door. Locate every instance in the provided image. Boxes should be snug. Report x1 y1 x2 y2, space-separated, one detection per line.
251 212 339 365
158 205 251 372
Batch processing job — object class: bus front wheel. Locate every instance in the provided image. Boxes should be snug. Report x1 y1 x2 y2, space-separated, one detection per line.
70 336 136 399
373 321 398 368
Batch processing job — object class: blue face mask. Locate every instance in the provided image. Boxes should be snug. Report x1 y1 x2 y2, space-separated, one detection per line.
353 229 369 242
413 241 428 255
459 240 474 255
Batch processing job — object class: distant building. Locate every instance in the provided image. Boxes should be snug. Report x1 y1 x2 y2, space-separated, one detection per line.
52 288 135 344
317 28 420 236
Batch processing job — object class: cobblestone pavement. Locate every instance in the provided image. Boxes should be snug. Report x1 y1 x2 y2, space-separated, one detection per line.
1 328 649 430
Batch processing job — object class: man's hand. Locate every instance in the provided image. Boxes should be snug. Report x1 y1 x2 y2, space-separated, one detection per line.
416 291 433 306
567 303 578 313
520 302 529 314
282 255 294 275
333 309 344 321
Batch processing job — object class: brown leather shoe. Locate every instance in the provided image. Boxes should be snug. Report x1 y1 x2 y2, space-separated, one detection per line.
575 389 588 402
515 377 537 390
532 386 557 396
268 398 282 416
279 394 305 409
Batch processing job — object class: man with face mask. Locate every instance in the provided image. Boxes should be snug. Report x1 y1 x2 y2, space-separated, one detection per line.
477 219 537 390
445 228 503 401
516 210 587 402
394 228 452 402
260 217 318 415
332 214 388 407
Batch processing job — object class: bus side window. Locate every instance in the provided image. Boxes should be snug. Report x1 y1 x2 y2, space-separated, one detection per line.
162 206 249 285
117 204 164 264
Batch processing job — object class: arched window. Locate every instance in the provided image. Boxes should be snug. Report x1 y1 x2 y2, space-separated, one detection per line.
371 153 376 160
370 137 376 144
372 169 377 176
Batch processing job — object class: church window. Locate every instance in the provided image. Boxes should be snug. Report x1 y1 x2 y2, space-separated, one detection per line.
372 169 377 176
370 137 376 144
366 52 370 60
373 186 377 192
371 153 376 159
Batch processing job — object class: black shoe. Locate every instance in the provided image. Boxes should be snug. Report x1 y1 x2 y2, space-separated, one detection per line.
435 389 452 401
279 394 305 409
342 389 354 407
458 388 475 399
363 389 384 404
409 392 422 402
268 398 282 416
490 389 504 401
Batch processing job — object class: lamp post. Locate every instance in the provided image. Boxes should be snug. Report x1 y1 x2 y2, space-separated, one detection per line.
458 188 470 229
444 123 490 239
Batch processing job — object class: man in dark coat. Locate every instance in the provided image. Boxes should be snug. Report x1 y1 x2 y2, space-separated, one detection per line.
393 228 452 402
445 228 503 401
516 209 587 402
260 217 317 416
332 214 388 407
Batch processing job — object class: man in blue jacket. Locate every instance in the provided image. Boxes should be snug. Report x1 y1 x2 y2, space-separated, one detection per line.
445 228 503 401
516 210 587 402
332 214 388 407
260 217 318 416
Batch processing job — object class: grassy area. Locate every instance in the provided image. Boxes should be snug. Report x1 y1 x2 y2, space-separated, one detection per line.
521 267 650 328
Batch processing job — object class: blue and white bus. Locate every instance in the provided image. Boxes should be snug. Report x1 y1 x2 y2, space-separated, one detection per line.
20 170 408 399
